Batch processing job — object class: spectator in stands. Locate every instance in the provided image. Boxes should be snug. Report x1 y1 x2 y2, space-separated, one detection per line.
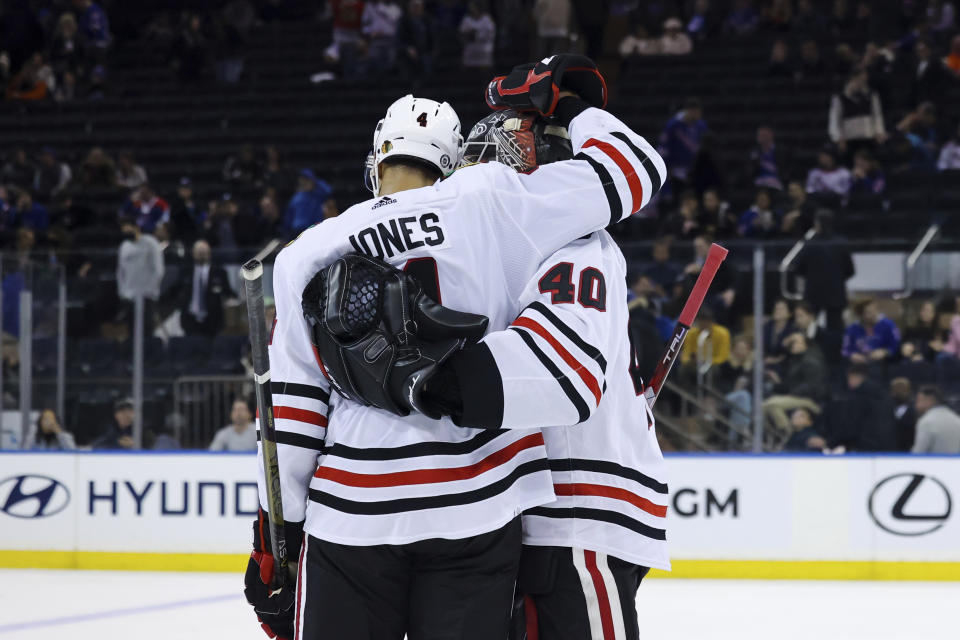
174 13 208 83
828 67 886 157
658 97 708 194
169 177 201 244
73 0 111 53
793 0 828 36
397 0 434 82
783 407 827 452
326 0 366 78
178 239 233 337
660 17 692 55
284 169 334 236
850 150 886 195
912 385 960 453
901 300 945 362
737 188 778 238
254 194 283 239
33 147 72 202
823 363 896 451
763 332 827 435
681 307 731 367
116 216 164 334
115 151 148 189
2 148 35 189
794 39 829 83
690 131 725 195
780 180 815 236
533 0 572 59
763 299 795 363
946 33 960 74
204 193 241 251
687 0 721 41
5 52 55 100
459 2 496 69
11 192 49 231
716 335 753 433
262 145 290 195
701 188 736 238
725 0 759 34
619 24 659 58
891 377 917 452
767 39 792 77
843 298 901 363
79 147 116 187
794 301 828 354
794 210 853 347
910 39 951 107
92 397 136 450
682 234 737 324
644 239 679 299
362 0 403 73
750 125 789 190
209 398 257 451
22 409 75 450
897 102 942 169
660 190 704 240
48 13 86 78
223 144 263 187
937 121 960 170
805 146 851 198
122 185 170 234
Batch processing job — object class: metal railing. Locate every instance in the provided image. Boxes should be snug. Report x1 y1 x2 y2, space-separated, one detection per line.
172 375 250 449
894 223 940 300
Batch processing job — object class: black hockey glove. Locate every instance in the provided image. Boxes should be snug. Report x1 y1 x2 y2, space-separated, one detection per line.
486 54 607 117
244 509 304 640
302 253 489 419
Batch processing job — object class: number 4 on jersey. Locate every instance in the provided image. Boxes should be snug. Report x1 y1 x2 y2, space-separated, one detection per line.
538 263 607 311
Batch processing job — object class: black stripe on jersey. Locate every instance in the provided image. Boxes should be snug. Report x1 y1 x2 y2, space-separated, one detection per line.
549 458 669 494
610 132 662 197
575 152 621 226
309 458 550 515
509 327 591 423
327 428 505 461
525 505 666 541
526 301 607 373
271 381 330 404
257 430 327 452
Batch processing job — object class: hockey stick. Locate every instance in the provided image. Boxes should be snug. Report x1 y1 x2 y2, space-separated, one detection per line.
242 259 288 590
643 243 729 408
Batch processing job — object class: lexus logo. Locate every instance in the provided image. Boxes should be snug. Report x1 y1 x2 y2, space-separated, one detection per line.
868 473 952 536
0 475 71 519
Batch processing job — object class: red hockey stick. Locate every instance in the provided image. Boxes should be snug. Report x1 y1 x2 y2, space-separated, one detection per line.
643 243 729 408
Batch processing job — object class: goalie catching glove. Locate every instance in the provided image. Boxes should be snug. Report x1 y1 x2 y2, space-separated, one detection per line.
486 53 607 118
302 254 489 419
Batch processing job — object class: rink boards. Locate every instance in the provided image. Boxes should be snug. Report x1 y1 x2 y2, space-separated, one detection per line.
0 452 957 580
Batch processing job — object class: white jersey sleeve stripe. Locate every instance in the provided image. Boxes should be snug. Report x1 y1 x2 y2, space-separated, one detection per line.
512 316 602 406
508 327 591 423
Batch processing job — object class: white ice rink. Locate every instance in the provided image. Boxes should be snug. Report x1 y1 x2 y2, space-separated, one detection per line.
0 570 957 639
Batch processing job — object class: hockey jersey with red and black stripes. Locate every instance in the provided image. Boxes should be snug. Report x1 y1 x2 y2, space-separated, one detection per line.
257 105 666 547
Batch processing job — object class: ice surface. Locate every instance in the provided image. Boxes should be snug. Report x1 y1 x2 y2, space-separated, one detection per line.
0 569 956 639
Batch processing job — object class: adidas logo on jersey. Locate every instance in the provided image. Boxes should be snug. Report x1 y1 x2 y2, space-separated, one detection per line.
372 196 398 209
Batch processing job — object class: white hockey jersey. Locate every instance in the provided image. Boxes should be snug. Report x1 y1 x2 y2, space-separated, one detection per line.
259 106 666 546
478 232 670 571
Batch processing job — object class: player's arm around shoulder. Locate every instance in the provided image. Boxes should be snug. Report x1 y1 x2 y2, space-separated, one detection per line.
432 234 620 430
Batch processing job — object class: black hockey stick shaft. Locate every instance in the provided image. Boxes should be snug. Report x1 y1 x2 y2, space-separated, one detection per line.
644 243 729 408
242 259 288 589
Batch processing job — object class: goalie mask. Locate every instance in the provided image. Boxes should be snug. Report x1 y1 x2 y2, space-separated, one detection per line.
365 94 464 196
462 109 573 172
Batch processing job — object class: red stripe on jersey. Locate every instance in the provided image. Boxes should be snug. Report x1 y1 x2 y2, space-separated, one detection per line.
582 139 643 214
513 316 602 406
314 432 545 487
274 406 328 428
584 550 617 640
525 595 539 640
554 483 667 518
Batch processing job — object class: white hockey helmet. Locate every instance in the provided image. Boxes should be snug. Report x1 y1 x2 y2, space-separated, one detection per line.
367 94 463 196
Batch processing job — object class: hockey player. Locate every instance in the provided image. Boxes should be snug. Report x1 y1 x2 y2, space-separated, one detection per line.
244 54 666 640
318 109 670 640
